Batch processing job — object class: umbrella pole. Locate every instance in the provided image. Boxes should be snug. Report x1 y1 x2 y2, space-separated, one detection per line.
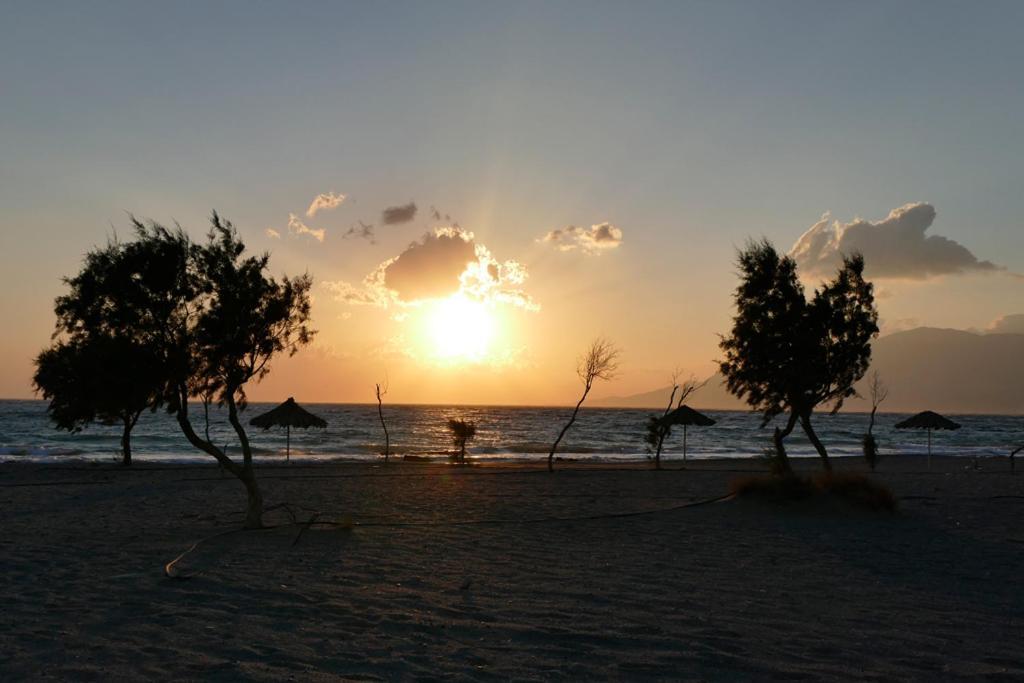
927 428 931 471
683 425 688 462
287 425 291 463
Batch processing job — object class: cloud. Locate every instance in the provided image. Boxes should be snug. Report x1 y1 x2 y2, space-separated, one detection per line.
265 228 281 239
288 213 325 242
382 227 476 300
540 222 623 254
306 192 346 218
429 205 460 229
790 203 1000 279
986 313 1024 335
382 202 417 225
343 221 375 243
322 226 537 310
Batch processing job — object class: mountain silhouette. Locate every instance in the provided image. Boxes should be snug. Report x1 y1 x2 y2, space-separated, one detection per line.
594 327 1024 414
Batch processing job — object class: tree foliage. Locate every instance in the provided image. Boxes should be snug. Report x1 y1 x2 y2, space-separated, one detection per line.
719 240 878 472
34 235 169 465
447 419 477 464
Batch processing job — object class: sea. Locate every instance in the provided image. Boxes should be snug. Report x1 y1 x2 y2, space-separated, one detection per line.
1 399 1020 465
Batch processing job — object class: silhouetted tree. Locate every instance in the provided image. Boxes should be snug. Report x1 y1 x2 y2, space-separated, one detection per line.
50 213 313 527
644 371 706 469
376 378 390 463
548 338 620 472
719 240 878 473
447 419 476 463
35 234 170 466
34 336 162 465
863 371 889 471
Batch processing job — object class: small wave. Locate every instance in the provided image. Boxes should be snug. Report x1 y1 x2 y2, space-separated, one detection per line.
0 445 85 457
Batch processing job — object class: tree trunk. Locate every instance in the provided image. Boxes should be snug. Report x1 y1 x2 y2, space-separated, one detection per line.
654 386 677 471
771 411 798 475
240 467 264 530
173 392 262 527
800 411 832 473
226 392 264 529
654 430 666 470
867 406 877 436
120 415 134 466
377 399 390 464
548 388 590 472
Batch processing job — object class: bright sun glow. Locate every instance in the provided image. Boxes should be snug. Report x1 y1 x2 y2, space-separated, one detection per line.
426 293 496 362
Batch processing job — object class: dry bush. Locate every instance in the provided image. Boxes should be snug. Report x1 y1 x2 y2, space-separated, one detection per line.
730 472 896 513
729 475 814 501
813 472 897 513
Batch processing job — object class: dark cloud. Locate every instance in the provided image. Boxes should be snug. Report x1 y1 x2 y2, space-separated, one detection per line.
383 228 475 300
382 202 418 225
322 227 537 310
790 203 1000 279
343 221 376 243
429 205 460 228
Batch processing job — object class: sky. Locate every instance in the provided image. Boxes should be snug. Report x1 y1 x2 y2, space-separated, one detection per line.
2 1 1023 405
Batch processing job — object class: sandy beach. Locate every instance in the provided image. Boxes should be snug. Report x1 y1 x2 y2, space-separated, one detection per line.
0 455 1022 680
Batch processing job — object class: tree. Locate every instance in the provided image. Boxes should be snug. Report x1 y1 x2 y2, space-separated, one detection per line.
447 419 476 464
644 371 706 469
34 336 162 466
548 338 620 472
863 371 889 471
49 213 313 528
719 240 878 473
375 378 390 463
35 234 169 466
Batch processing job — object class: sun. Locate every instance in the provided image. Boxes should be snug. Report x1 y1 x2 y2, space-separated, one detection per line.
425 293 496 362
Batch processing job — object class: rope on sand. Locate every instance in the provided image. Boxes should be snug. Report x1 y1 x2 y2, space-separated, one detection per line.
163 493 734 579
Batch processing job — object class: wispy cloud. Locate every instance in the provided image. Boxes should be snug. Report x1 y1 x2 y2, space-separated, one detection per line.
790 203 1000 279
265 228 281 239
306 192 346 218
986 313 1024 335
540 222 624 254
382 202 417 225
288 213 326 242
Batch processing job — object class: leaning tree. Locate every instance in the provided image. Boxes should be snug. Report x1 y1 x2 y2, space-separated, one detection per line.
719 240 878 473
165 214 313 528
644 370 706 470
547 337 620 472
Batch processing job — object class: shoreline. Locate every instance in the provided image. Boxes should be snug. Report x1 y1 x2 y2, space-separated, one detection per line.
0 452 1018 473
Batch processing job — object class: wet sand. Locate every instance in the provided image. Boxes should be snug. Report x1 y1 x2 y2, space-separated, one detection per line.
1 455 1023 680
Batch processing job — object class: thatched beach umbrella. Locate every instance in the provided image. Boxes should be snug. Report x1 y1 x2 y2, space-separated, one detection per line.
249 397 327 461
894 410 961 470
658 405 716 461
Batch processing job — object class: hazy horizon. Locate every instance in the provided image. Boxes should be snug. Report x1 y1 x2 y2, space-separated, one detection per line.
3 1 1024 408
